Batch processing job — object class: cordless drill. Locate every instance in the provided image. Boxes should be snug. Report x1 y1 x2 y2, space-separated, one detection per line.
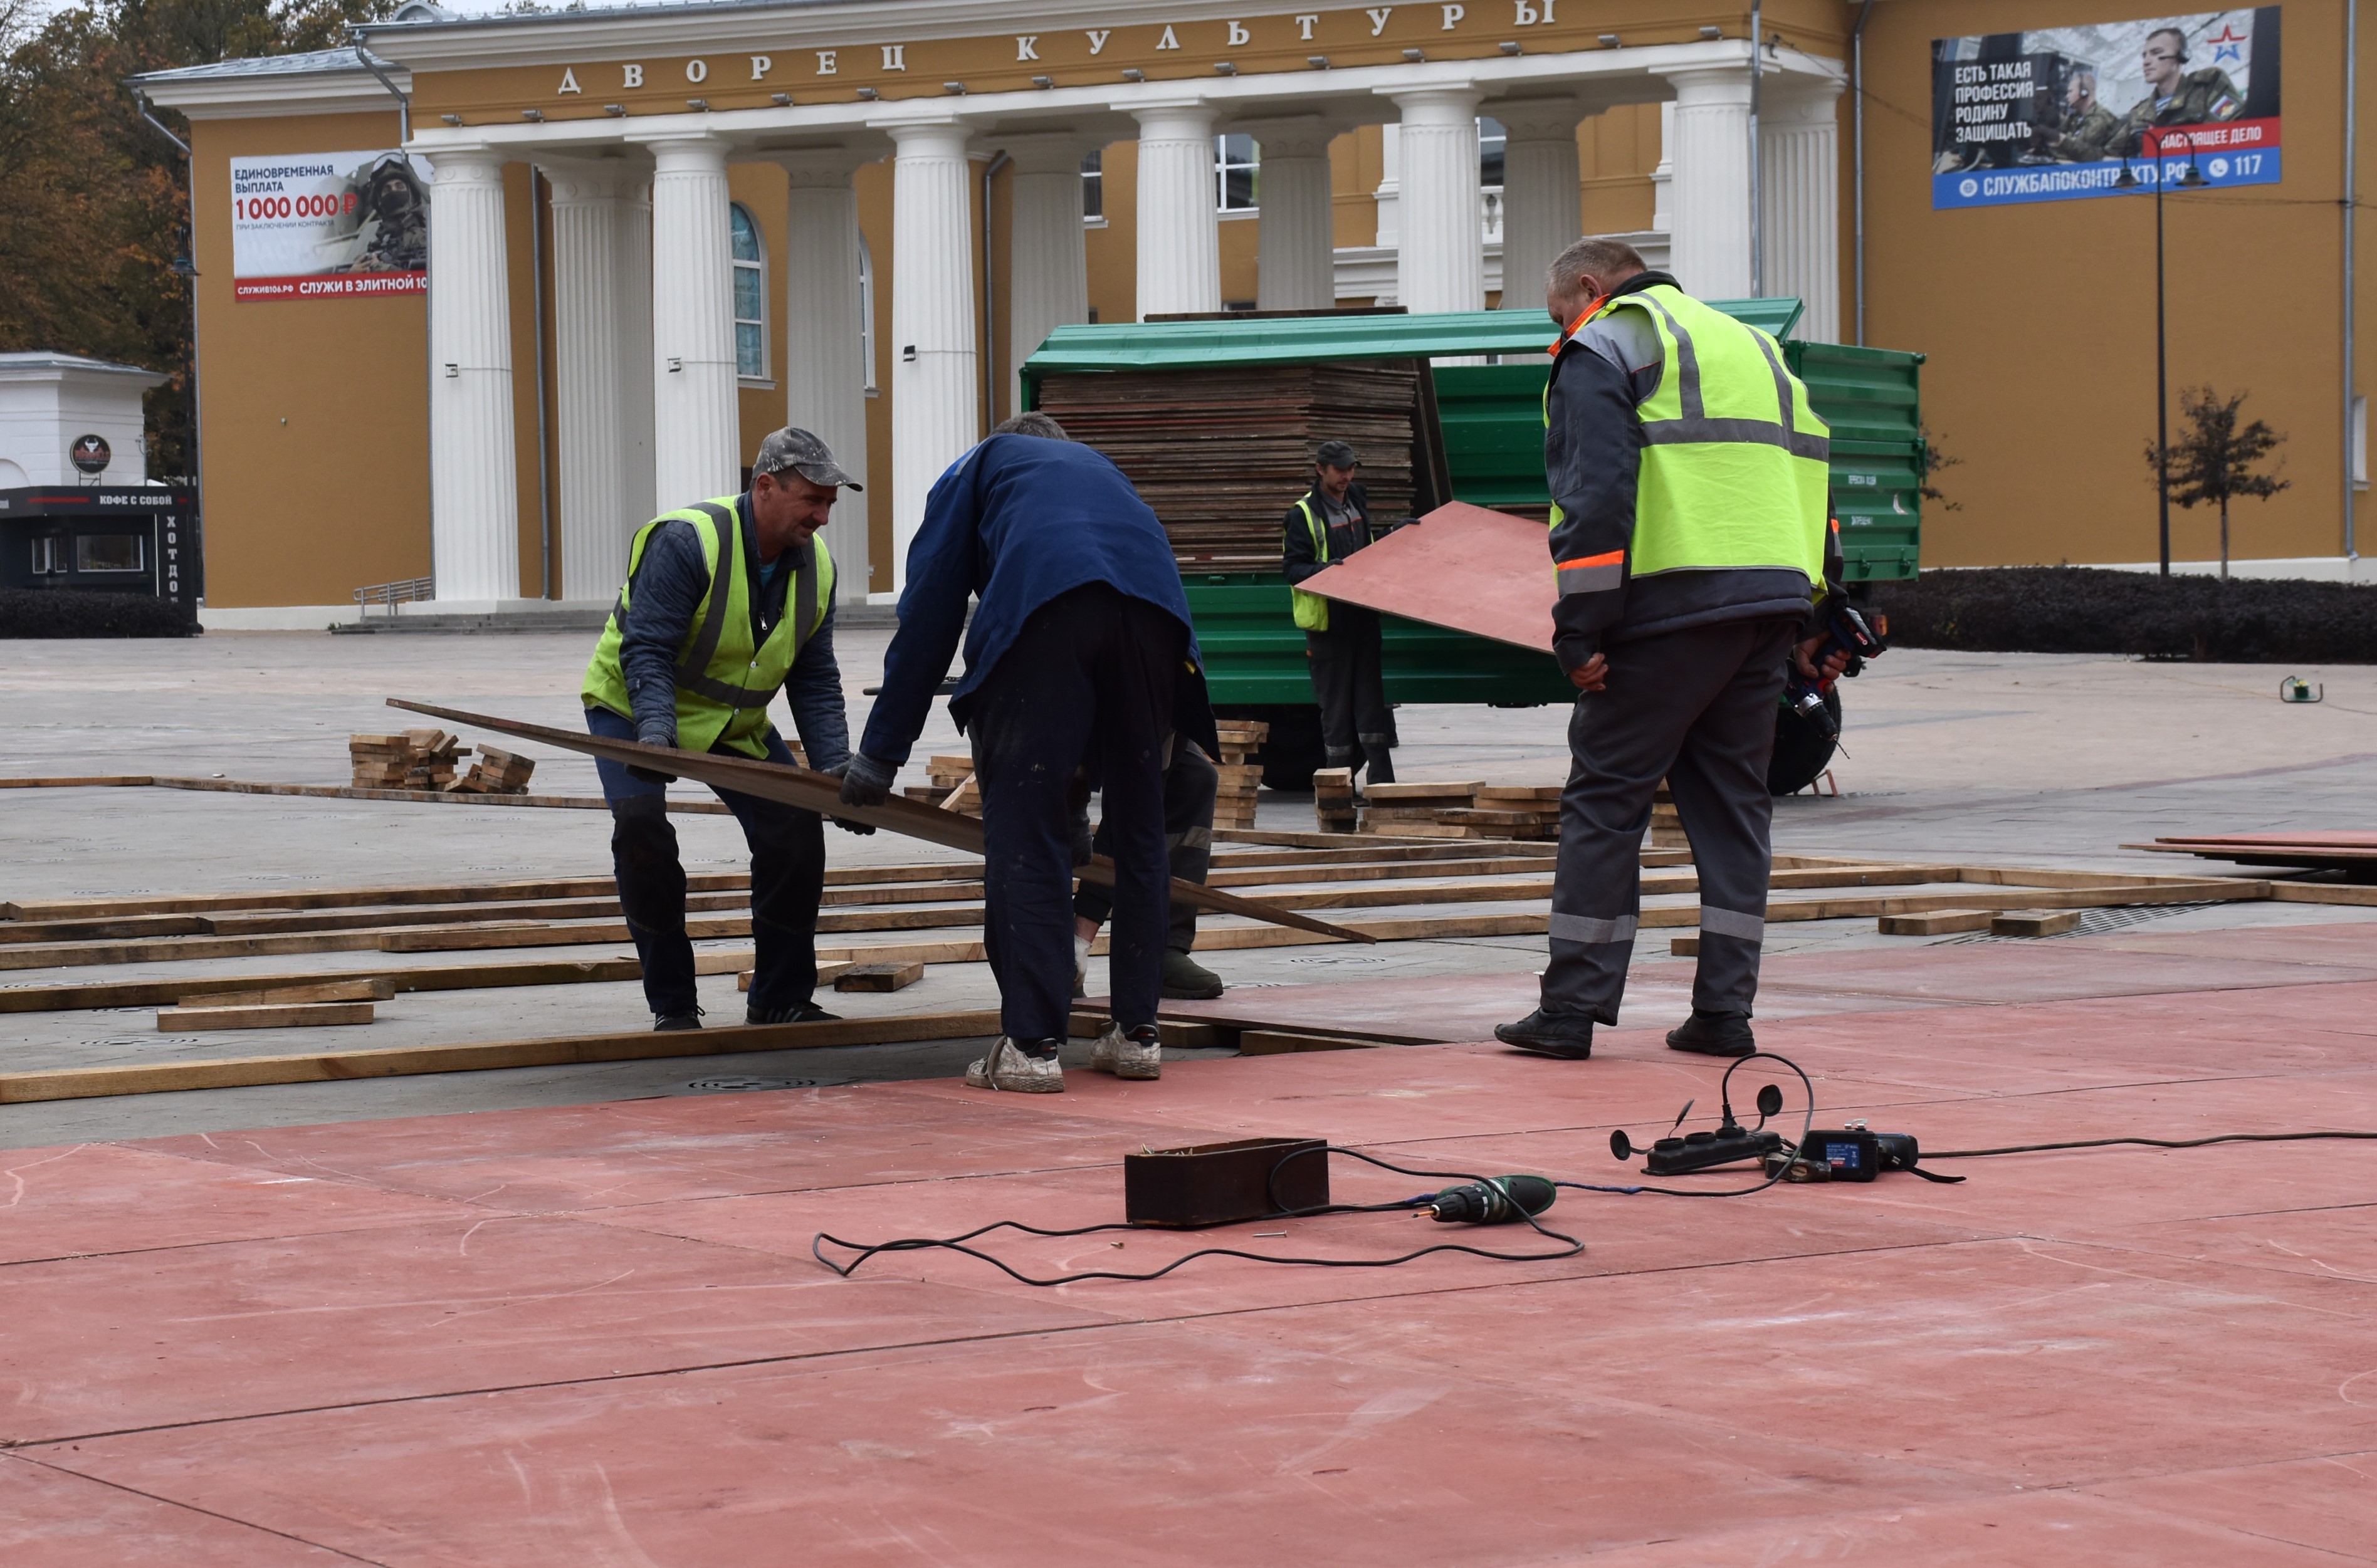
1783 601 1888 741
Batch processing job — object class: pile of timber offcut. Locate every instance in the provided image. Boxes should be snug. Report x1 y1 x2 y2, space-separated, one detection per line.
347 729 536 795
1443 784 1563 842
1314 768 1358 833
905 755 982 815
1360 781 1481 837
1032 362 1421 563
1211 721 1268 829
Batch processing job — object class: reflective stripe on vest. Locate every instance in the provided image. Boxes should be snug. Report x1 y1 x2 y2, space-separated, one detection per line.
579 497 834 759
1289 495 1332 632
1546 285 1829 588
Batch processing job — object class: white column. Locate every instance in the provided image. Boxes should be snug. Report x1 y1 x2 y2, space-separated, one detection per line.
1650 102 1676 235
1004 133 1091 393
1388 86 1485 315
1664 66 1755 299
643 135 739 507
545 161 643 603
617 172 656 532
780 152 874 598
1760 78 1844 342
1131 101 1220 318
1243 118 1335 311
1495 98 1582 313
425 146 520 604
884 119 978 591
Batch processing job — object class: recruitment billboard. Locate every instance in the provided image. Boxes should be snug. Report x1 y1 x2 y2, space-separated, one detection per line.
1933 8 2280 209
229 150 429 301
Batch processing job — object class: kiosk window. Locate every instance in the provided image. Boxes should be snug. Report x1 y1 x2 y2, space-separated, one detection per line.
31 536 65 575
76 534 146 573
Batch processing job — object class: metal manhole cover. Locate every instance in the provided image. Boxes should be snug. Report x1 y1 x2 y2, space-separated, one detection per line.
684 1075 831 1093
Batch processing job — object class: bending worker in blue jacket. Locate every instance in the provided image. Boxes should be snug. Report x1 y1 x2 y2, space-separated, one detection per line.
582 427 864 1033
840 414 1215 1094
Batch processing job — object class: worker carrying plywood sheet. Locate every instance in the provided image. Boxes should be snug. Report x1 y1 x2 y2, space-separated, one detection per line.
839 414 1218 1094
580 427 865 1034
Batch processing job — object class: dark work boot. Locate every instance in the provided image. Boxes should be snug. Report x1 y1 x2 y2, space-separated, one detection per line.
654 1008 703 1033
1493 1008 1595 1059
1361 743 1397 787
1161 948 1225 1000
1667 1009 1756 1057
748 1001 841 1025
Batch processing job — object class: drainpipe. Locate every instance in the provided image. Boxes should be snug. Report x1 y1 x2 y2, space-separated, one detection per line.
2348 0 2361 561
1852 0 1876 347
352 42 411 144
132 90 202 504
980 149 1010 429
1748 0 1763 295
529 167 553 600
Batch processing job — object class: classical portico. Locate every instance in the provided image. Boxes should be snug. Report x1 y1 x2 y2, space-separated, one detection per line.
147 4 1849 611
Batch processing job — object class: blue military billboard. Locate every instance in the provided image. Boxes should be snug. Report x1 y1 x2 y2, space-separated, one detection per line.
1933 8 2280 209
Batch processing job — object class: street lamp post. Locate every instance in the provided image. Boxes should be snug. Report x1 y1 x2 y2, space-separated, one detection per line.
2117 127 2208 577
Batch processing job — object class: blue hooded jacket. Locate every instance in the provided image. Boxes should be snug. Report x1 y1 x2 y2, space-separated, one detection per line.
859 433 1211 764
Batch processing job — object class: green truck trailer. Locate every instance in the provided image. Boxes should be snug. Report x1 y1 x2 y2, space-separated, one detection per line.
1019 304 1923 790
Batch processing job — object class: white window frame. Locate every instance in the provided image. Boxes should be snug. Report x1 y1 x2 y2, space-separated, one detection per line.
1081 150 1106 227
1215 133 1259 215
730 202 769 385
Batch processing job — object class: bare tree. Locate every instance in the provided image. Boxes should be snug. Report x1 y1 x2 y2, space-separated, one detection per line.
2145 388 2290 580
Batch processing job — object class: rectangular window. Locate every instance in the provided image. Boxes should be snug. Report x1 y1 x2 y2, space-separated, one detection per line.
76 533 145 573
1081 151 1103 220
2356 394 2368 490
1216 133 1259 212
1479 116 1507 188
31 536 63 575
730 202 767 381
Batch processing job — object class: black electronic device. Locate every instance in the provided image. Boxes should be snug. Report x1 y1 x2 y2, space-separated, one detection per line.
1783 602 1889 741
1424 1175 1555 1224
1124 1137 1328 1227
1767 1124 1924 1183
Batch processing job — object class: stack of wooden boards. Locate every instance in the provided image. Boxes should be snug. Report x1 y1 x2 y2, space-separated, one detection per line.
1314 768 1358 833
2129 832 2377 882
904 756 982 815
1211 720 1268 829
348 730 536 795
155 977 391 1032
1031 362 1422 562
1350 781 1565 841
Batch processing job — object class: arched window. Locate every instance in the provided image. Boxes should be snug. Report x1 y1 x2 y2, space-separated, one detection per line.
730 202 766 380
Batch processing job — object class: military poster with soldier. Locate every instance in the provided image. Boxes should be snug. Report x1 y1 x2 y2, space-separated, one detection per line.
229 150 430 300
1933 7 2280 208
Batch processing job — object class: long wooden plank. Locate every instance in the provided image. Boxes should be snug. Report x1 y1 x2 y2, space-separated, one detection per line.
157 1001 377 1030
2270 883 2377 905
145 775 733 815
0 957 644 1015
0 1009 1009 1104
389 698 1375 945
189 979 397 1006
0 775 153 788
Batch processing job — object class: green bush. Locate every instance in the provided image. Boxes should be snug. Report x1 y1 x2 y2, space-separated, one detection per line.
1870 567 2377 663
0 588 199 639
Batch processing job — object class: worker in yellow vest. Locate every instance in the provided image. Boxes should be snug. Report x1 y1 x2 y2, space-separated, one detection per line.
1281 439 1395 788
582 427 863 1032
1496 239 1847 1063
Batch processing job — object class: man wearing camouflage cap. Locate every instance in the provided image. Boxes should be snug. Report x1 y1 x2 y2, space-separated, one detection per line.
582 426 864 1032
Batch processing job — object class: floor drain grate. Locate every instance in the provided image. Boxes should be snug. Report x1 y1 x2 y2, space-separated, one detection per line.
683 1075 832 1093
1284 956 1390 966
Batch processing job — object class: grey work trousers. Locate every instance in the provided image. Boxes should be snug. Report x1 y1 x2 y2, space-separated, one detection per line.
1540 615 1797 1023
1074 739 1219 953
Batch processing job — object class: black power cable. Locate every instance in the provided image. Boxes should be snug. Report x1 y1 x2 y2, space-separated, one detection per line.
812 1146 1585 1287
1558 1050 1818 1198
1925 1130 2377 1159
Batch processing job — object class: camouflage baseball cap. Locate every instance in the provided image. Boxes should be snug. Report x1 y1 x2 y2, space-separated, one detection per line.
753 426 863 490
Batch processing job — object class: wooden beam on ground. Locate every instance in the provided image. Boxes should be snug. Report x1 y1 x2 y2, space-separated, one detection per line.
189 978 397 1006
1993 910 2085 938
156 1001 377 1031
0 775 153 788
2270 883 2377 906
0 958 644 1015
1879 910 1998 936
0 1009 1007 1103
1237 1030 1385 1055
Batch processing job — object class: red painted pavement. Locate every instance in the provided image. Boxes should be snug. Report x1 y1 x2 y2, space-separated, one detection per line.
6 932 2377 1563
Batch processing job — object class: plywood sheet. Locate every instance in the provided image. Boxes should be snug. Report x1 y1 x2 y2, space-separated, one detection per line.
1301 500 1556 654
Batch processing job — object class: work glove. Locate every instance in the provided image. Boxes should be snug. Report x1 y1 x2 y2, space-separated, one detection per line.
837 751 896 810
822 759 876 835
627 718 678 785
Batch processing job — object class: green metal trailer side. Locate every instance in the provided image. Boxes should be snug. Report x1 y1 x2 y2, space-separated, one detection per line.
1020 305 1923 780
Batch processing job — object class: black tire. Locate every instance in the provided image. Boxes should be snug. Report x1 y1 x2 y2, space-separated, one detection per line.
1215 704 1328 792
1766 688 1842 796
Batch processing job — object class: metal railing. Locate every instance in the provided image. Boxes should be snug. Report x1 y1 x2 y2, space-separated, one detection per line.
352 576 434 615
